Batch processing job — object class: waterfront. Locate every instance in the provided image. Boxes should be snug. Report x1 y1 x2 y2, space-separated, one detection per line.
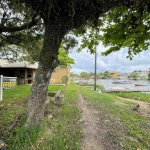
100 79 150 90
74 79 150 90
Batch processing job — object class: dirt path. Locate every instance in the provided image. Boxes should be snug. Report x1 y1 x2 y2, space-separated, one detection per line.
118 96 150 118
78 93 103 150
78 93 122 150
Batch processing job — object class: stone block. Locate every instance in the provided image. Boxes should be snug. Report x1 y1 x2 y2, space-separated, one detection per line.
55 95 64 103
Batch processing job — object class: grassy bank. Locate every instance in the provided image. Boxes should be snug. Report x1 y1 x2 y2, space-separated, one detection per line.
111 92 150 102
0 84 64 149
0 85 31 137
78 85 150 150
76 82 104 90
1 83 150 149
37 83 81 150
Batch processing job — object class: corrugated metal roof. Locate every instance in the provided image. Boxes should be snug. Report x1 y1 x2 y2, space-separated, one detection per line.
0 59 37 69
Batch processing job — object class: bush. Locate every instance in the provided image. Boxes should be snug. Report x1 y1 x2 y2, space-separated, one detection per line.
61 76 68 85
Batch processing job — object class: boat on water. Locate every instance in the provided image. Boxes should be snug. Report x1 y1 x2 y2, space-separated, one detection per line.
112 80 132 84
135 83 150 86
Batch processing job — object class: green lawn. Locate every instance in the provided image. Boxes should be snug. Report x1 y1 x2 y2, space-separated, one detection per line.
1 83 150 150
0 84 81 150
37 83 81 150
0 84 64 149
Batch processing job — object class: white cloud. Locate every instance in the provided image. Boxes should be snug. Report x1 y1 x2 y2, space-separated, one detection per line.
69 42 150 75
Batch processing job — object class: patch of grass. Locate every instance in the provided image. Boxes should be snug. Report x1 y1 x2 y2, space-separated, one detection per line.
111 92 150 102
78 85 150 150
93 84 105 90
48 85 64 92
8 125 41 150
0 85 31 137
0 84 64 149
37 83 82 150
78 82 104 90
3 85 31 100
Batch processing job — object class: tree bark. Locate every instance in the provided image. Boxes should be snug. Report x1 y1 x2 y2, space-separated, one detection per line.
25 19 66 127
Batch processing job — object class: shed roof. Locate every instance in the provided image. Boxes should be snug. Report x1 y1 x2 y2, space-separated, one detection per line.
0 59 37 69
0 59 9 66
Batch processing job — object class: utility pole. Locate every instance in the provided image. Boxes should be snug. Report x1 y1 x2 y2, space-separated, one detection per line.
94 46 97 91
94 28 98 91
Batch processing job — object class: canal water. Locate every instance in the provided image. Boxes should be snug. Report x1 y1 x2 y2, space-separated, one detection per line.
100 79 150 90
75 79 150 90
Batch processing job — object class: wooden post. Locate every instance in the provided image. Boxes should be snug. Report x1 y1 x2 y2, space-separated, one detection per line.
25 69 28 84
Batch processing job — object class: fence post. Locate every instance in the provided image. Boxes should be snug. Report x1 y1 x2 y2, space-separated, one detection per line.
0 75 3 101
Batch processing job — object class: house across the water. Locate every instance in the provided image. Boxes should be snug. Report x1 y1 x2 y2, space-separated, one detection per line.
110 72 118 79
0 59 70 85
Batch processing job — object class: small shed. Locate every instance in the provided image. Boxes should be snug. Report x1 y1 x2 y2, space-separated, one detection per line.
0 59 71 85
0 60 37 84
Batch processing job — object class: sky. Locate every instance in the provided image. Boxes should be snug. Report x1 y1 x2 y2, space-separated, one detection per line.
69 42 150 75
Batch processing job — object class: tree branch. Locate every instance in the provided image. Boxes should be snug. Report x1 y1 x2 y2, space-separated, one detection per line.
0 14 40 33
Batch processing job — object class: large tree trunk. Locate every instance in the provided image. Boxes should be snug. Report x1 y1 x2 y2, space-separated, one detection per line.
25 19 67 127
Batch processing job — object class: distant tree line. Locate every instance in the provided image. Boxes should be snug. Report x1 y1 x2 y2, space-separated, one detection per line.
71 71 113 79
71 70 150 80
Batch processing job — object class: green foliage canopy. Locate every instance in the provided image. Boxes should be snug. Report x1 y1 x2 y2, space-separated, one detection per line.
1 0 150 59
129 71 138 79
58 45 74 66
80 72 91 78
101 6 150 59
